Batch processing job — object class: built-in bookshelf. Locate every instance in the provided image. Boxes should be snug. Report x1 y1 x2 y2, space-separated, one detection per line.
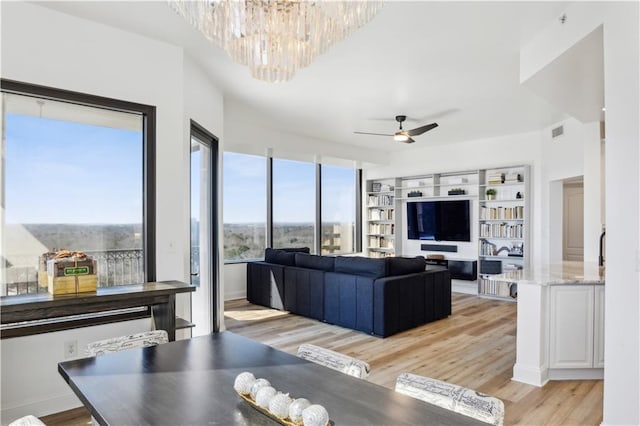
477 165 529 301
366 178 397 258
366 164 530 300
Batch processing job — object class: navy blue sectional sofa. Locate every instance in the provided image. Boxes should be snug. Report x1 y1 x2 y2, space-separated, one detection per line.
246 248 451 337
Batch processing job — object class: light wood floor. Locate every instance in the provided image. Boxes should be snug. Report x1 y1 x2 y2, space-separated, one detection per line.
41 293 603 426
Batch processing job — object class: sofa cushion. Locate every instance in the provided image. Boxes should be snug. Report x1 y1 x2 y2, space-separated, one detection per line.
264 248 296 266
387 256 426 276
280 247 311 253
334 256 387 279
294 253 335 272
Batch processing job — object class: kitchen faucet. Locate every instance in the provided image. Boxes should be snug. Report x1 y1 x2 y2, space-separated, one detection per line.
599 228 606 267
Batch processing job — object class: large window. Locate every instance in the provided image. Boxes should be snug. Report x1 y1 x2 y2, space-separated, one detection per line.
321 165 357 254
272 159 316 253
222 152 267 261
222 152 360 261
1 81 155 296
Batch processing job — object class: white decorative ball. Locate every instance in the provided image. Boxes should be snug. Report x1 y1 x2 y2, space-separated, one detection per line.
233 372 256 395
288 398 311 425
255 386 277 408
302 404 329 426
250 378 271 400
268 392 293 419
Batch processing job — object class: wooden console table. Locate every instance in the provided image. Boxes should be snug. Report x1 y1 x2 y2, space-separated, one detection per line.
0 281 195 341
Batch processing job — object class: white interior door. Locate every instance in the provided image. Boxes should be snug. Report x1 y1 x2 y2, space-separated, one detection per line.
563 183 584 261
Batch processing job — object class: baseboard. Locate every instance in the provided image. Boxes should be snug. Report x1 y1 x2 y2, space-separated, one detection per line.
512 363 549 387
548 368 604 380
1 392 82 424
224 290 246 301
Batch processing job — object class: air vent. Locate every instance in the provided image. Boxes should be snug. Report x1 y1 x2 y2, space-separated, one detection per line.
552 125 564 138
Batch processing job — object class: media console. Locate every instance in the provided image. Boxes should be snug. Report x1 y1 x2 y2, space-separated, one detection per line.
426 258 477 281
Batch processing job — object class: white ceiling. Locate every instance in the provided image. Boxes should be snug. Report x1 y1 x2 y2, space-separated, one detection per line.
37 1 570 152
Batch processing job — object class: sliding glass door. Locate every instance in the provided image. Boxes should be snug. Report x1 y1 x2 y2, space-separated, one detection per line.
190 121 218 335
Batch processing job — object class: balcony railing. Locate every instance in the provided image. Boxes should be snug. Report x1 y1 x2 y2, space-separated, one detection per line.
2 249 144 296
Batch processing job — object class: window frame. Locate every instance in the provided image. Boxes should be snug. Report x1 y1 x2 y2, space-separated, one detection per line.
222 151 362 263
0 78 156 284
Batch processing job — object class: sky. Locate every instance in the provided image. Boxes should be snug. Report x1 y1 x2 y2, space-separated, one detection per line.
4 113 143 224
4 113 356 226
223 152 356 224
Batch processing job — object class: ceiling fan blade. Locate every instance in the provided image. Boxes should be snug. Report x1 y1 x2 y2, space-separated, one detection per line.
407 123 439 137
354 131 394 137
404 137 416 144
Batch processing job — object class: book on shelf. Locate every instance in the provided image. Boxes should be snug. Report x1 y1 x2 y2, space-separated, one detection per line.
369 209 395 221
488 173 505 184
505 173 521 183
368 194 394 206
479 206 524 220
479 222 523 238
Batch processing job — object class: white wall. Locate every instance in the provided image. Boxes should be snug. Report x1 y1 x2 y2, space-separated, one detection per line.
225 263 247 300
540 118 602 263
521 2 639 424
0 2 224 420
224 98 390 166
365 116 602 267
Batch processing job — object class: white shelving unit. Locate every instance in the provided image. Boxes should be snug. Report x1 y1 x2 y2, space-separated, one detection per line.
477 165 530 301
365 165 530 301
366 178 397 258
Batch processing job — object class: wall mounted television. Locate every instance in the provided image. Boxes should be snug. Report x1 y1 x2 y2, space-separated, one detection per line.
406 200 471 242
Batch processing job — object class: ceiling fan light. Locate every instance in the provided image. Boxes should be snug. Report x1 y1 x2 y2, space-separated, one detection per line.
394 133 409 142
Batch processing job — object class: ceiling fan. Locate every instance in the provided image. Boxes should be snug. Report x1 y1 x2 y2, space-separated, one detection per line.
355 115 438 143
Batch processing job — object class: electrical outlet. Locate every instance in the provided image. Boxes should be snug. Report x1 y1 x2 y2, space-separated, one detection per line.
64 340 78 359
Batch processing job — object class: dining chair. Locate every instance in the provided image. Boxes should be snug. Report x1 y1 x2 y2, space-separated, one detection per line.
7 415 46 426
85 330 169 356
296 343 370 379
395 373 504 425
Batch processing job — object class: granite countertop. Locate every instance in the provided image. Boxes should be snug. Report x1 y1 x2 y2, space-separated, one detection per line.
497 261 605 285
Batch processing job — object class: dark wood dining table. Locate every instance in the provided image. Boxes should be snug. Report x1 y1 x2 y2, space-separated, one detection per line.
58 331 483 425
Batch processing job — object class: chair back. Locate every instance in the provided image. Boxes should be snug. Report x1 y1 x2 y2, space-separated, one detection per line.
395 373 504 426
85 330 169 356
297 343 370 379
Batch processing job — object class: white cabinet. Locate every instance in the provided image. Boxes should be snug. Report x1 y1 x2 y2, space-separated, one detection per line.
549 285 604 369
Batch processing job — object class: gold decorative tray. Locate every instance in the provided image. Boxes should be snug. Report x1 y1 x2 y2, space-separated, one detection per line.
237 392 299 426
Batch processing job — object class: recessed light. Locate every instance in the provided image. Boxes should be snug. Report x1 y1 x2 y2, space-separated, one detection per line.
602 107 606 111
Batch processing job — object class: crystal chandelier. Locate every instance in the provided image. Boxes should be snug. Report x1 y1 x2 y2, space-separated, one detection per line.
169 0 383 82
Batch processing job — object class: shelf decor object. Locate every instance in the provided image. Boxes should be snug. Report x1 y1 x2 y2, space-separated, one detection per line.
234 372 331 426
169 0 382 82
448 188 465 196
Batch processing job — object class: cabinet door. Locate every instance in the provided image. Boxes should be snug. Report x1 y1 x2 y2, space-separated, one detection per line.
549 286 595 368
593 286 605 368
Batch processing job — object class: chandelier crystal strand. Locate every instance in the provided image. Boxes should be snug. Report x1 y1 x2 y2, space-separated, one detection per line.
168 0 383 83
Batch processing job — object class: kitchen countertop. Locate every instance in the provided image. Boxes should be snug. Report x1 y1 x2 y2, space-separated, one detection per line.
487 261 605 285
